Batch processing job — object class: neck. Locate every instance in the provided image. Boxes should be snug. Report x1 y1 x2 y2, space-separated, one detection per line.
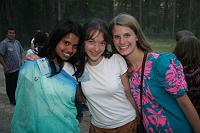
87 56 103 66
126 49 144 71
53 58 64 67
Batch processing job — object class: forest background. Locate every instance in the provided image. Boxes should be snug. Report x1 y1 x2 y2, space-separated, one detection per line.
0 0 199 50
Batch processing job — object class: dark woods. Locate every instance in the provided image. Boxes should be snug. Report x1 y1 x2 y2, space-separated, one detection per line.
1 0 200 46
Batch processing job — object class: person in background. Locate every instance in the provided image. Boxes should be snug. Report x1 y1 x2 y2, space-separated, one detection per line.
30 29 41 49
109 13 200 132
175 30 194 42
26 31 49 56
11 20 83 133
173 36 200 116
0 27 24 105
76 18 137 133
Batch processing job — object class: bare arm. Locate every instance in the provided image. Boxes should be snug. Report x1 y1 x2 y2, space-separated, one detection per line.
120 72 137 110
75 82 86 103
177 94 200 132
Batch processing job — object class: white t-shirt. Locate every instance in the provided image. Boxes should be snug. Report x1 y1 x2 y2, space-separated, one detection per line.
63 62 76 79
80 54 136 128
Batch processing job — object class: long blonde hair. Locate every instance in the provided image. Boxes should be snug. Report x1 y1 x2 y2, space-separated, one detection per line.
109 13 152 52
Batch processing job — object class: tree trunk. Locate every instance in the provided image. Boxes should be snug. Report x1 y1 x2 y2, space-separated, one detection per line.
139 0 142 26
188 0 192 29
172 0 176 38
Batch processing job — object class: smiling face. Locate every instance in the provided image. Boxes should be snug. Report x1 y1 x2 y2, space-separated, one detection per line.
112 25 138 57
84 31 106 66
55 33 80 61
7 30 16 40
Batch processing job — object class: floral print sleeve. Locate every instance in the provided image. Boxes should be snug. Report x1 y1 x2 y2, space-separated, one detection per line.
154 53 188 98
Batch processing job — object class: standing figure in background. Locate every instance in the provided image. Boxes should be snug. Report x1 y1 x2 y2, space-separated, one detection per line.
30 29 41 49
0 27 24 105
109 13 200 132
174 36 200 116
11 21 83 133
26 31 49 56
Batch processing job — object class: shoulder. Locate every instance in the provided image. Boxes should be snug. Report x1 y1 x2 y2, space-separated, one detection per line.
109 54 126 63
15 40 21 44
0 39 7 46
1 39 8 43
153 53 181 73
152 53 187 97
22 60 37 68
110 54 128 74
20 60 37 74
26 49 34 55
156 53 178 64
63 62 75 76
152 52 183 80
111 53 124 59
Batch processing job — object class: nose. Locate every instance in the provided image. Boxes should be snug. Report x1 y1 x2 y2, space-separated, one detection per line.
67 45 74 53
119 37 125 44
94 43 100 51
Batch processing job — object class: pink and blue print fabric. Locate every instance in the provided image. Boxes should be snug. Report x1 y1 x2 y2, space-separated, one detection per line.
129 53 193 133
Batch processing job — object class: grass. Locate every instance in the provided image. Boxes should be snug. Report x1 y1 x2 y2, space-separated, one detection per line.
149 38 176 53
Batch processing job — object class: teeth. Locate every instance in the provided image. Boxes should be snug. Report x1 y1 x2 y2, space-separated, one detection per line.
119 45 128 49
63 53 70 57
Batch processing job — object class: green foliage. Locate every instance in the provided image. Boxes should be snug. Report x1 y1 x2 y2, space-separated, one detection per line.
150 38 176 53
0 0 199 49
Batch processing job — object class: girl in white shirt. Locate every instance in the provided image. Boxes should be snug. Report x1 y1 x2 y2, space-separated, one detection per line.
76 18 137 133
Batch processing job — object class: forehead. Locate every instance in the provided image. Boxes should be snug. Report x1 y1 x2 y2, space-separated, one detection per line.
89 31 104 40
62 33 79 43
112 25 133 35
7 30 16 33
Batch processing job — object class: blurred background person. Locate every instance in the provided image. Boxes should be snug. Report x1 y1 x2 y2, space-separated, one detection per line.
0 27 24 105
26 31 49 56
174 36 200 116
175 30 194 42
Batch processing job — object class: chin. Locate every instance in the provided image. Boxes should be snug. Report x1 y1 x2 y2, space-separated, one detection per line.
61 57 70 61
118 50 127 56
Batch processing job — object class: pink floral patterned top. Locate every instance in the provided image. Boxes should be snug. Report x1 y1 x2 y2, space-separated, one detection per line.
129 52 193 133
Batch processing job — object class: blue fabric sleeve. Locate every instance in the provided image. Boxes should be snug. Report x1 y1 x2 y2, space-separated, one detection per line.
154 53 188 98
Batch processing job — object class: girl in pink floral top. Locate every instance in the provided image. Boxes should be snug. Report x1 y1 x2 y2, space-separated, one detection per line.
109 13 200 133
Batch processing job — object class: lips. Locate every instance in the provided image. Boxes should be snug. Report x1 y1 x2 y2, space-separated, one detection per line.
90 51 102 57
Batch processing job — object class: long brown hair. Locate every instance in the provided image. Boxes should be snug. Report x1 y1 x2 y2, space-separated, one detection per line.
174 36 200 67
76 18 113 78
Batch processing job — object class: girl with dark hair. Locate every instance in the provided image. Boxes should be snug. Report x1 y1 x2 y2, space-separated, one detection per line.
11 21 83 133
174 36 200 116
175 30 194 42
77 18 137 133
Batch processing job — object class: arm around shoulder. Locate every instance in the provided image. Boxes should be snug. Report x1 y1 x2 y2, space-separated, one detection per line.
120 72 137 110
